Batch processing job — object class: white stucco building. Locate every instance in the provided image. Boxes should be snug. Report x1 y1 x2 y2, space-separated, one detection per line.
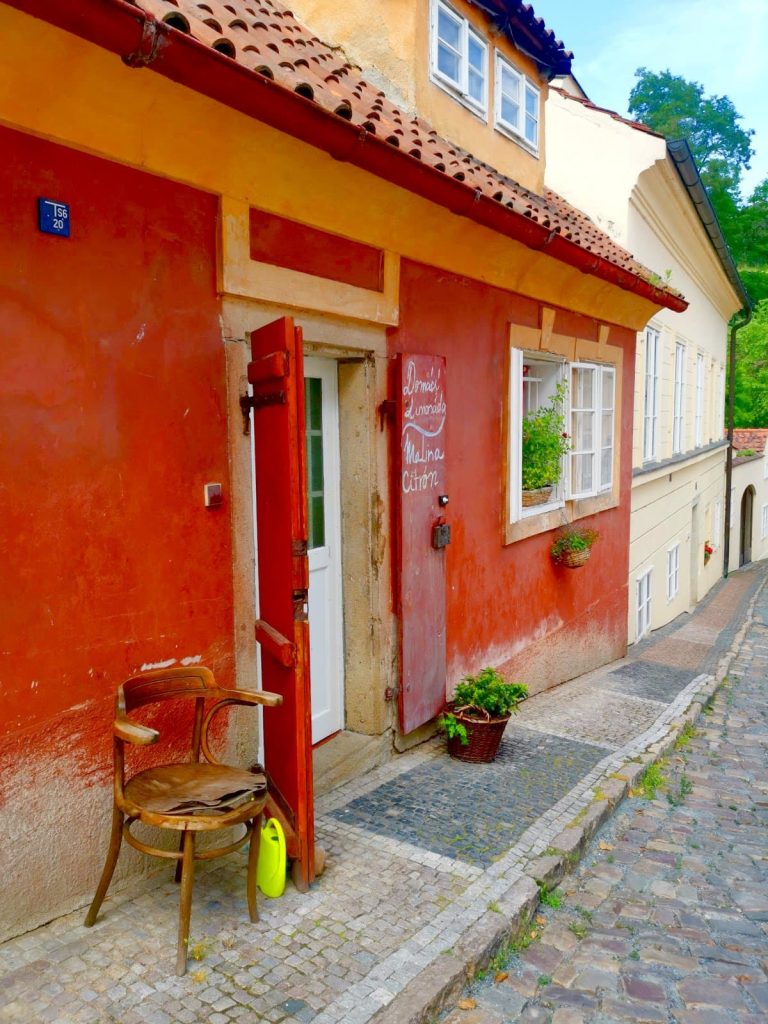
729 430 768 572
546 83 749 642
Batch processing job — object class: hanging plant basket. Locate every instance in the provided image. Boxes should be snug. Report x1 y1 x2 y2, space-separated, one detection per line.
558 547 591 569
522 485 553 507
445 710 510 763
550 527 599 570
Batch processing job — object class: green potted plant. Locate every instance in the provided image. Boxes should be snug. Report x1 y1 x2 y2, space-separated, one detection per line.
521 381 570 507
439 667 528 763
550 526 599 568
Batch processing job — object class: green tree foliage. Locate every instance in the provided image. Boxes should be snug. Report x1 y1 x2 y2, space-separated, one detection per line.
628 68 754 205
732 301 768 427
735 179 768 272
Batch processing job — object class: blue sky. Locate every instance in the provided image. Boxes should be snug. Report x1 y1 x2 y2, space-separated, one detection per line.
531 0 767 198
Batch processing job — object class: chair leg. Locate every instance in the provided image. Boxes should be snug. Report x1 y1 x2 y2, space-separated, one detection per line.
176 830 196 976
84 805 124 927
246 814 262 923
174 834 184 883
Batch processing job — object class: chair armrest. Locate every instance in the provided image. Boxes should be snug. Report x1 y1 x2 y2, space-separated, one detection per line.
220 688 283 708
114 718 160 745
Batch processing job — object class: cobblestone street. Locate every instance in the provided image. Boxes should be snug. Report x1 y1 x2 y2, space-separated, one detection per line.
445 577 768 1024
1 562 765 1024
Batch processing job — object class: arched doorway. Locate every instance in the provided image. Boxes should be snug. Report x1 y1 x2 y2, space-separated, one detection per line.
740 486 755 566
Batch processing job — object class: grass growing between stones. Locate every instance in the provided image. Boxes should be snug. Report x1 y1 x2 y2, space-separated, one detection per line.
674 722 698 751
634 761 667 800
538 886 563 909
667 774 693 806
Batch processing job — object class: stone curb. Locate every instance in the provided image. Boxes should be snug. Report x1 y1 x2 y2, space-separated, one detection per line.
371 572 767 1024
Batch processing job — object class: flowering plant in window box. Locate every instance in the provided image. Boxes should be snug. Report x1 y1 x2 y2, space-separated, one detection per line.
550 526 599 569
521 381 570 506
704 542 714 565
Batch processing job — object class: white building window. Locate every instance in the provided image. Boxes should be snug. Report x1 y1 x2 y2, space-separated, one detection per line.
712 499 721 550
643 327 659 462
508 352 616 523
673 342 685 454
695 353 704 447
570 363 615 498
762 504 768 540
494 53 540 150
510 350 567 520
666 543 680 600
637 569 652 640
430 0 488 115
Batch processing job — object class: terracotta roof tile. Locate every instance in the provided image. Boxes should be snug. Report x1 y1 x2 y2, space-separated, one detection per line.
134 0 680 295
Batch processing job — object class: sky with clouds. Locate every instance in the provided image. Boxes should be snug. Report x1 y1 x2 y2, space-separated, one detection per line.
531 0 767 199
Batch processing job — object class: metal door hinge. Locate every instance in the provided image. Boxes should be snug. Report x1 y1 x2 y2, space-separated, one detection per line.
239 390 287 435
378 399 395 432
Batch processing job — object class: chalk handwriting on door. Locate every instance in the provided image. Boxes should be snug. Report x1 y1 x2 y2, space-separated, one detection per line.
401 358 445 494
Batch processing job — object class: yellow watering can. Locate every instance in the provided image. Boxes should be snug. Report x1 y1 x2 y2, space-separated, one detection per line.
257 817 287 898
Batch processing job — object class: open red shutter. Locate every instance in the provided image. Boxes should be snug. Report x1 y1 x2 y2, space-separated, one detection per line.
249 316 314 891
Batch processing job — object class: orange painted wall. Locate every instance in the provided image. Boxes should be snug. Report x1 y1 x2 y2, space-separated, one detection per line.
0 127 231 796
390 260 634 690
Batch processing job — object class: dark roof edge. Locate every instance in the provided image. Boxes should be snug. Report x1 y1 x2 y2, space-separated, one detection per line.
475 1 573 78
666 139 751 310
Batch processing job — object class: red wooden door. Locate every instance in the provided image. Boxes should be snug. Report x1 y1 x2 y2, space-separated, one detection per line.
394 354 448 734
249 317 315 890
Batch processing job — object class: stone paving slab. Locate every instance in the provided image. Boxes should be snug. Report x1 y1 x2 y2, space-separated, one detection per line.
329 727 608 867
1 563 765 1024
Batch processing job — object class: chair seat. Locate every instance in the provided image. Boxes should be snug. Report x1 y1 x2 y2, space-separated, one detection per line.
124 763 267 817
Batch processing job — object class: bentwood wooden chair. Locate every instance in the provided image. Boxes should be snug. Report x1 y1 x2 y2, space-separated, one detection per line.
84 666 281 975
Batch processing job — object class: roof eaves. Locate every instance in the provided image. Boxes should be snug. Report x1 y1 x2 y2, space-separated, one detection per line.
9 0 685 313
666 139 751 311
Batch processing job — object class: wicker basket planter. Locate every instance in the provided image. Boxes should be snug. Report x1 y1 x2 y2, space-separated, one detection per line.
521 485 553 507
558 547 591 569
446 710 510 763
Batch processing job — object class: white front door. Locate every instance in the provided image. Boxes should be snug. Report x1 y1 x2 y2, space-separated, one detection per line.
304 357 345 744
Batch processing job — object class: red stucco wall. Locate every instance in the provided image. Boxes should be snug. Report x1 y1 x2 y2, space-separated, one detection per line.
0 127 231 798
390 259 634 694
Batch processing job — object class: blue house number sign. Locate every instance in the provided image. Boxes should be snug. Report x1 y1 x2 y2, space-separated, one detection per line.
38 198 70 237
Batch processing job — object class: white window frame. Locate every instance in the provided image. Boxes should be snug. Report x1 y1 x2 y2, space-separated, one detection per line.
666 543 680 601
673 342 685 455
637 568 652 640
570 363 615 500
695 352 704 448
762 504 768 540
509 349 568 522
643 327 659 462
430 0 488 117
509 353 616 525
494 52 540 152
712 499 721 550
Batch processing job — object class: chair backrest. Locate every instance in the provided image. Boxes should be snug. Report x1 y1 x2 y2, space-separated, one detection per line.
120 666 221 713
118 666 231 765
